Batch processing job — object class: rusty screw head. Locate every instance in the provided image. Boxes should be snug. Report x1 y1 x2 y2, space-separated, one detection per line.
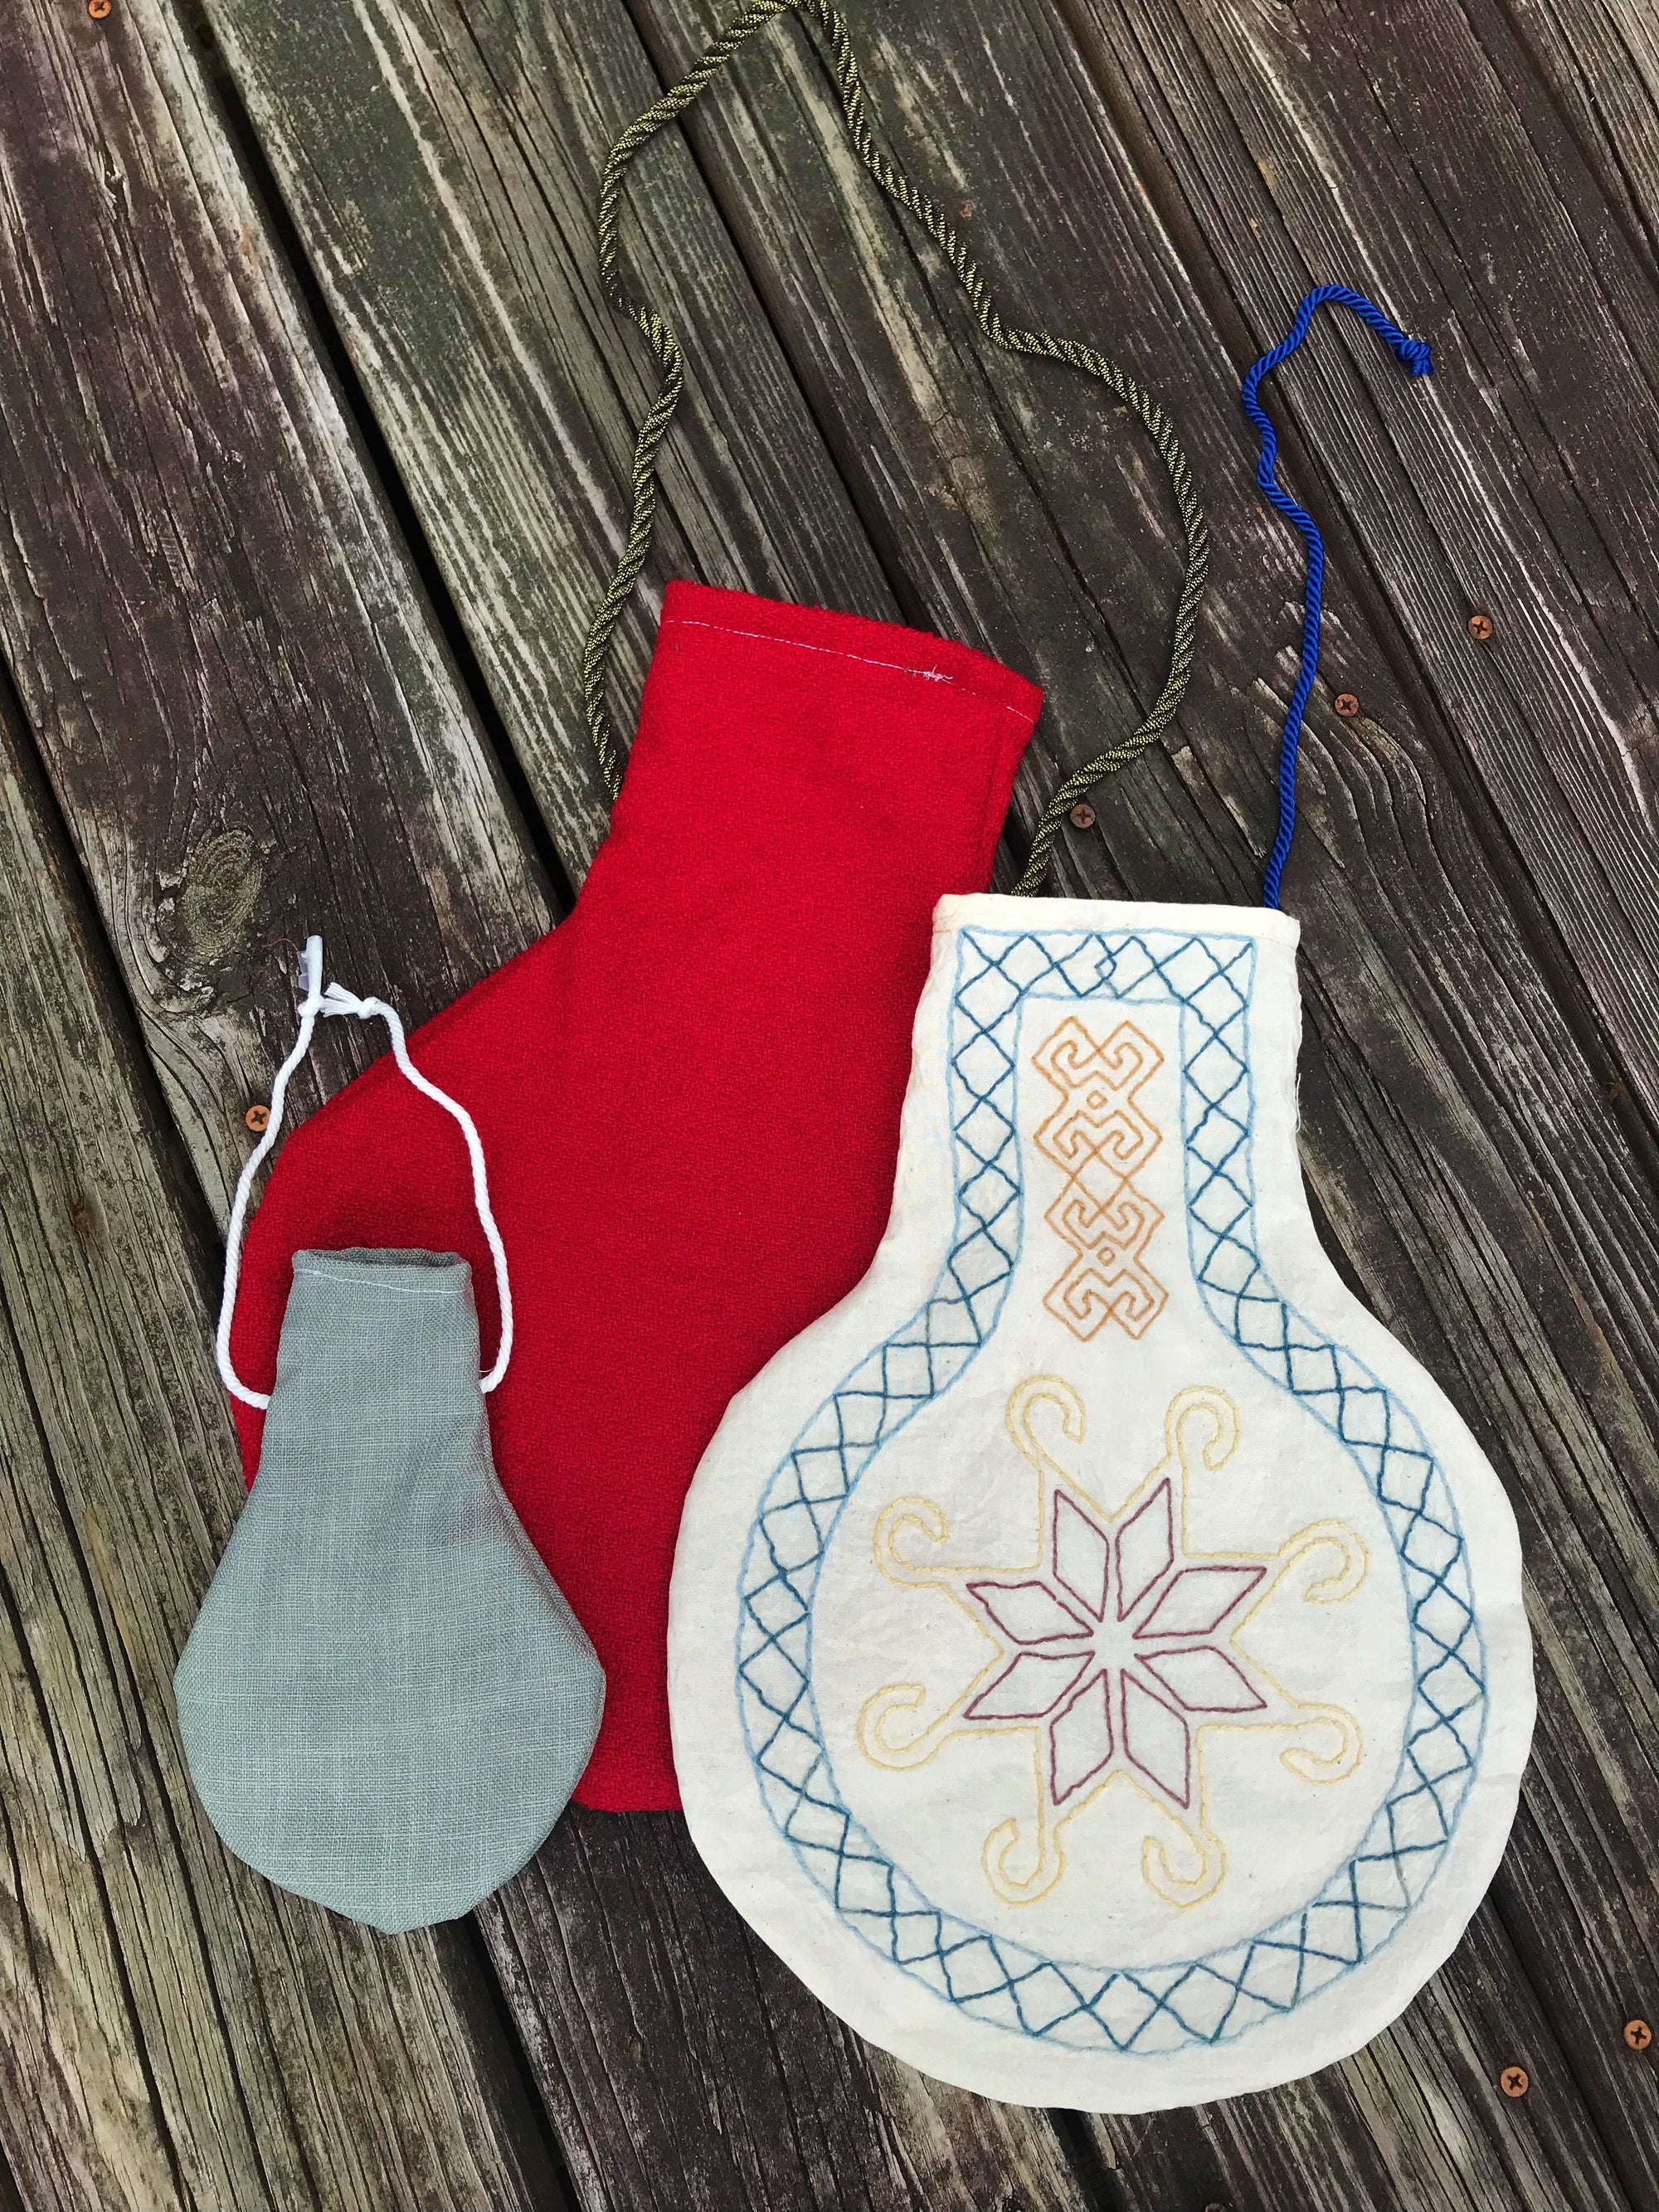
1468 612 1494 641
244 1104 271 1134
1500 2065 1530 2098
1068 800 1097 831
1333 692 1360 718
1626 2019 1653 2050
88 0 112 17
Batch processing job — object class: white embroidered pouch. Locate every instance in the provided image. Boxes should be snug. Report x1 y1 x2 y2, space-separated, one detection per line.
668 893 1532 2107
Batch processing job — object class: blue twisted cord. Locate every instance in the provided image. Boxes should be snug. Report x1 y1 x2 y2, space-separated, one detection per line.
1241 285 1433 907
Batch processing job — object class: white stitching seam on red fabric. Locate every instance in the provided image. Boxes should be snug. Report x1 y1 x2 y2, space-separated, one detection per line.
664 615 1037 720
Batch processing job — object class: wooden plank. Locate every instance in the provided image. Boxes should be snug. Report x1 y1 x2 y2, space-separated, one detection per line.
173 0 1659 2194
193 0 901 880
1502 0 1659 283
480 1811 1092 2212
0 0 1100 2205
0 1400 182 2212
1038 5 1659 2190
1084 1904 1631 2212
0 0 557 2203
1057 0 1659 1129
0 707 566 2209
0 0 552 1224
546 0 1658 2198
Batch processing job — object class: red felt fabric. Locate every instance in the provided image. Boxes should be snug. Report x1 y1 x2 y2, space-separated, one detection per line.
230 580 1039 1811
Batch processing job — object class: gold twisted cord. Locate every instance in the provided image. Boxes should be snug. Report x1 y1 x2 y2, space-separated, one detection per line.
580 0 1209 894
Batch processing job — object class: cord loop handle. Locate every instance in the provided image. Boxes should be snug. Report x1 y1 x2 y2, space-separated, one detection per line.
580 0 1209 894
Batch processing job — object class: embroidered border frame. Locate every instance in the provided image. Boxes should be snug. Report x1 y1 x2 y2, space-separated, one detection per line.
734 927 1487 2053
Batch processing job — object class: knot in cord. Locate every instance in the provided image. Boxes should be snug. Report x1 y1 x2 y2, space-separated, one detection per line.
319 981 383 1022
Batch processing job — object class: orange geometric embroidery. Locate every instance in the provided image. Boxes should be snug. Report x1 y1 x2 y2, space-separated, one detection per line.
1031 1016 1166 1339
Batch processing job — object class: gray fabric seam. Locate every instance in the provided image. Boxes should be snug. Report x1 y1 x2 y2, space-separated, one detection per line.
293 1266 453 1296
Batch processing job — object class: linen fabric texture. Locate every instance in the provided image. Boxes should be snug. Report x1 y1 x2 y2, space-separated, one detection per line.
669 893 1534 2107
226 582 1041 1811
177 1248 603 1933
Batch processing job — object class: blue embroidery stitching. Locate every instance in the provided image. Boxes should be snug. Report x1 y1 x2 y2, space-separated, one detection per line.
735 926 1486 2053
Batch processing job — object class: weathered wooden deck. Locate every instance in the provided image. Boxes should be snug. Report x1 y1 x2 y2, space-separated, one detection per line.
2 0 1657 2205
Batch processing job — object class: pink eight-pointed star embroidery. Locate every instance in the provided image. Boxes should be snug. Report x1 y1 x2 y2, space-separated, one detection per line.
863 1380 1367 1907
960 1475 1267 1811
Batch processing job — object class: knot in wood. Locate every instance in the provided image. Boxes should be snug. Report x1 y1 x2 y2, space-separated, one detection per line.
168 828 265 990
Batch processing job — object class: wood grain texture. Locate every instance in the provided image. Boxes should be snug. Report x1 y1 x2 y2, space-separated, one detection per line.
1059 0 1659 1130
0 710 563 2210
0 0 1101 2205
1504 0 1659 280
7 0 1659 2202
480 1812 1093 2212
173 0 1659 2194
0 0 562 2201
1085 1906 1632 2212
193 0 902 879
0 0 552 1226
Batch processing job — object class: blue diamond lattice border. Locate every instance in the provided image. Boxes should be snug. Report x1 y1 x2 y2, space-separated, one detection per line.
735 927 1487 2054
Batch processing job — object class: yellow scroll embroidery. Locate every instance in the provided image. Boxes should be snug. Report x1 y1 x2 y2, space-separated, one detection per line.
860 1378 1368 1908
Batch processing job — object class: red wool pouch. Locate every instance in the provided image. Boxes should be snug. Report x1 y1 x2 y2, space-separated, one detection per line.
231 584 1038 1809
226 0 1207 1812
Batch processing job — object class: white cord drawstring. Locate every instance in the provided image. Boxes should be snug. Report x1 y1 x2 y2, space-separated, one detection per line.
217 937 324 1410
314 981 513 1393
216 936 513 1409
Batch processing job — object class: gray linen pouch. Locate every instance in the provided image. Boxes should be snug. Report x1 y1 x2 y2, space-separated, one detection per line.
176 1246 603 1933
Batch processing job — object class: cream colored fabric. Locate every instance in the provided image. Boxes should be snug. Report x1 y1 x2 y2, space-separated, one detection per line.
669 893 1532 2108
